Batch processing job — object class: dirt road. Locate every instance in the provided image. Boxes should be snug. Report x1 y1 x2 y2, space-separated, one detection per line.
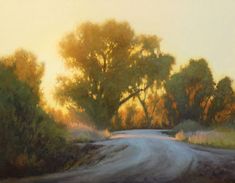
5 130 235 183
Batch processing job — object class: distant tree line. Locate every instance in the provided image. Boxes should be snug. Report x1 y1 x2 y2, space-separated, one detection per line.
55 20 235 129
164 59 235 127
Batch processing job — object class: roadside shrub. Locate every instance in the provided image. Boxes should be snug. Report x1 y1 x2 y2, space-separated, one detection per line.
173 119 205 132
0 64 68 178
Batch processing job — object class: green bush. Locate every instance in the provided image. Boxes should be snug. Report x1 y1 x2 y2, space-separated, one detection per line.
173 119 205 132
0 64 68 178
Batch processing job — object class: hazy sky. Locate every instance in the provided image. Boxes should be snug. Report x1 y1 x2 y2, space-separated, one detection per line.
0 0 235 107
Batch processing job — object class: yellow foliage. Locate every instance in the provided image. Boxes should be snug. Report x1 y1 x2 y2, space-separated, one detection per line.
1 49 44 95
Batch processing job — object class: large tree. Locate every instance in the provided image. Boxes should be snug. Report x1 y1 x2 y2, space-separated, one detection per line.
56 20 174 128
164 59 214 125
133 54 174 127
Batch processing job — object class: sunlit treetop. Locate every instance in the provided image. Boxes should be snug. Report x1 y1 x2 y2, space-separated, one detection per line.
56 19 174 128
0 49 44 96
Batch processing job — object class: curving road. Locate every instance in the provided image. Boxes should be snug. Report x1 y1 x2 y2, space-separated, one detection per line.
5 130 235 183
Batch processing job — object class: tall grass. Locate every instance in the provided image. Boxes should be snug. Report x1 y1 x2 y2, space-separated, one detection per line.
174 120 235 149
188 129 235 149
175 128 235 149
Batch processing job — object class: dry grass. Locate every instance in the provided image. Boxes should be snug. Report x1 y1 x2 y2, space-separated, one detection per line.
175 127 235 149
175 130 187 141
69 124 111 143
99 129 111 139
188 129 235 149
173 120 235 149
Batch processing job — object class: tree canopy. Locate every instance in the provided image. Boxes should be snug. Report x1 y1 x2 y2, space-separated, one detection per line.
0 49 44 96
56 20 174 128
0 54 66 177
164 59 214 125
207 77 235 123
164 59 235 126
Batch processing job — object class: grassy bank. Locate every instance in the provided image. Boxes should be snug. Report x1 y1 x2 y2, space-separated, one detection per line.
174 120 235 149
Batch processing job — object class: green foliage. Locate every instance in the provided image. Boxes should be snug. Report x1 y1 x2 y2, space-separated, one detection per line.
0 64 38 161
56 20 174 129
164 59 214 125
0 49 44 96
0 64 67 177
207 77 235 123
173 120 205 132
164 59 235 126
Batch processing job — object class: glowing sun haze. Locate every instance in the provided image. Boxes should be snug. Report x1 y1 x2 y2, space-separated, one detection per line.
0 0 235 107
